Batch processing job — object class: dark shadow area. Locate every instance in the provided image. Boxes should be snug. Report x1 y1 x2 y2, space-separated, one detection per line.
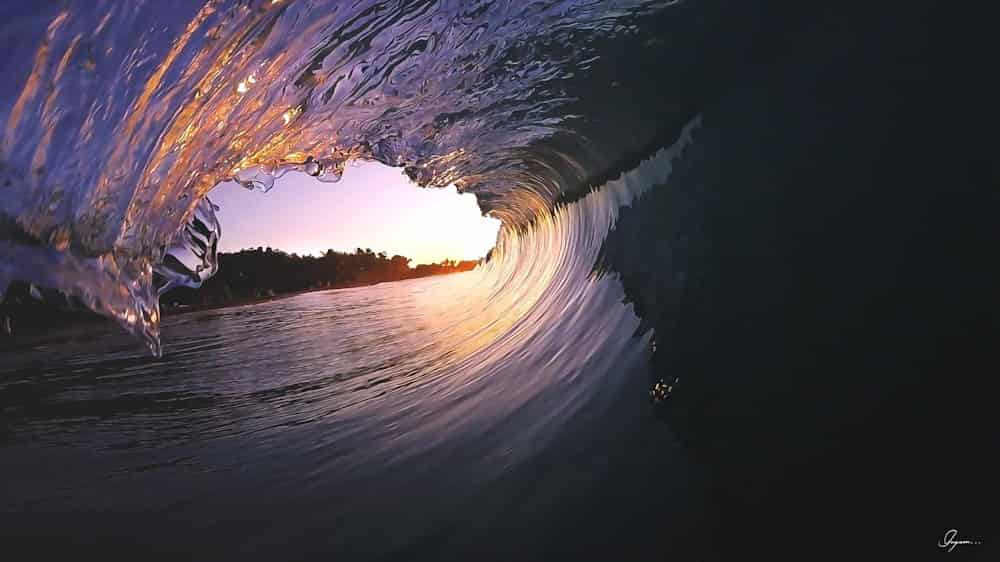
598 2 998 559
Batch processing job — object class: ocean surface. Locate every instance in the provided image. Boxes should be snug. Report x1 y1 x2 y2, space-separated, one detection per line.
2 0 997 560
1 273 714 559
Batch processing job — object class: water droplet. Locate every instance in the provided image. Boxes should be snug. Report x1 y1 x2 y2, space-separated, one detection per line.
304 158 323 177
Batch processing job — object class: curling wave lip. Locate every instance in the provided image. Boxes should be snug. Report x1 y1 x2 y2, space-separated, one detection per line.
0 0 684 354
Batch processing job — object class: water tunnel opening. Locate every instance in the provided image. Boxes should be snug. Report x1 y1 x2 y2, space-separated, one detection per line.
0 160 501 344
210 160 501 267
154 159 501 313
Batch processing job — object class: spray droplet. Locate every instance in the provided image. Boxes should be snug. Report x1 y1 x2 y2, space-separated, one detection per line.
234 166 276 192
304 157 323 177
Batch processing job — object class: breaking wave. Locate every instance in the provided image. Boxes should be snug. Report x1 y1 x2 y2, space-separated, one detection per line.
0 0 699 355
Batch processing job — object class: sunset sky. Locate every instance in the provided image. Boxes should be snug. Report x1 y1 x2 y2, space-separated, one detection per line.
210 161 501 266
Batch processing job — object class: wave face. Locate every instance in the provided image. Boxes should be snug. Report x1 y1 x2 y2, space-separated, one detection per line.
0 0 712 355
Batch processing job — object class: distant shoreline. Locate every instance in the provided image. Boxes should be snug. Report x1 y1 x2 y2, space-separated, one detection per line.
161 277 393 316
0 269 468 350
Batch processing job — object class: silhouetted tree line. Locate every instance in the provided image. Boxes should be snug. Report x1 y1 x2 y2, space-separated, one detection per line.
1 247 478 338
161 246 477 308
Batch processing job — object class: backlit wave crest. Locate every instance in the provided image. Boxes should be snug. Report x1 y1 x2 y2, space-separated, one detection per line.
0 0 689 355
